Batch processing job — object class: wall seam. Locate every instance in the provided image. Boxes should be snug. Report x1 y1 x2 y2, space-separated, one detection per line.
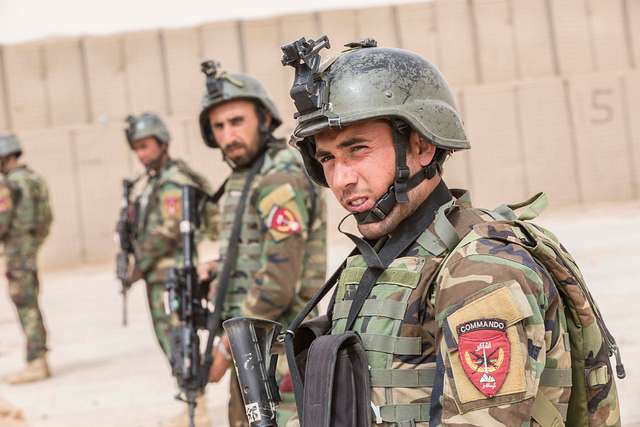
158 31 174 116
0 47 13 130
79 39 95 122
561 78 585 203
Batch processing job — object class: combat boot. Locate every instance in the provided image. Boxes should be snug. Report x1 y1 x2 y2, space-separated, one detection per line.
4 356 50 385
162 395 210 427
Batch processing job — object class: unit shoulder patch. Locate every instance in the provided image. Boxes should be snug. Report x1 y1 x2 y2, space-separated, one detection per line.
268 206 302 235
0 186 12 213
457 318 510 397
160 188 182 219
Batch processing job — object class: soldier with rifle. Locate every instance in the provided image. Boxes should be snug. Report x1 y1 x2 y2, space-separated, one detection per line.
116 112 218 427
196 61 327 427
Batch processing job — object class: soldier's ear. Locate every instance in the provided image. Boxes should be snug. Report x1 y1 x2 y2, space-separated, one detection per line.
261 111 272 132
409 130 435 167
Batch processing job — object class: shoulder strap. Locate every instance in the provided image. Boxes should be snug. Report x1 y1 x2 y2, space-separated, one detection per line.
209 178 228 204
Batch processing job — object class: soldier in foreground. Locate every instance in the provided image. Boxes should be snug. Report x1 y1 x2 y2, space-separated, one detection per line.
0 134 53 385
118 113 217 426
196 61 326 426
270 37 623 426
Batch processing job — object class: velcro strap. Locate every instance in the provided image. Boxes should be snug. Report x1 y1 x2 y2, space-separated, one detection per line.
360 334 422 355
370 367 436 387
416 229 447 256
433 204 459 250
333 299 407 321
540 368 573 387
379 403 430 423
587 365 610 387
531 389 565 427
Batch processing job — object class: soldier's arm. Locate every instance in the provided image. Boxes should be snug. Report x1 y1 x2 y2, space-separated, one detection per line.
432 238 561 426
240 172 312 321
134 182 183 274
0 182 13 240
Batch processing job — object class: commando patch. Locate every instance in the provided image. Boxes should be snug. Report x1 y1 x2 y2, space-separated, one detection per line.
457 318 510 397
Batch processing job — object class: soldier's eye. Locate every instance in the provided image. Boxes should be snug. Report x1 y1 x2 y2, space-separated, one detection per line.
318 155 333 164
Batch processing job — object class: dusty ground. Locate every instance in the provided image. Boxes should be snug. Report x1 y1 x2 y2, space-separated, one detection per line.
1 201 639 427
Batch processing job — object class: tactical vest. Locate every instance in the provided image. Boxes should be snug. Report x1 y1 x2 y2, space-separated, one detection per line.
218 145 324 325
327 193 622 427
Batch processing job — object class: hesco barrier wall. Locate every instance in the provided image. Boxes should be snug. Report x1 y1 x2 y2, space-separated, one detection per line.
1 0 639 269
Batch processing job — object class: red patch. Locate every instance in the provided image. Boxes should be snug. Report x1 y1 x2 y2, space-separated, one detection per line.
457 318 510 397
164 196 180 216
270 207 301 234
279 373 293 393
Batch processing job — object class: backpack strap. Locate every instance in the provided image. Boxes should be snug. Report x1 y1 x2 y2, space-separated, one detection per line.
493 192 548 221
531 389 565 427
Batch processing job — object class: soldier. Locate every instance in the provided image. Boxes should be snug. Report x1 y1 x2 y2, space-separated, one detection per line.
196 62 326 427
0 133 52 385
280 38 622 426
121 113 218 427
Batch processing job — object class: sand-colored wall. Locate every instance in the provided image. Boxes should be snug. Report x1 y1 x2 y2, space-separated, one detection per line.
0 0 639 269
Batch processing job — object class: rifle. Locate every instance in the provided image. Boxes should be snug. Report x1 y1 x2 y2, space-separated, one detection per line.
165 185 217 427
115 179 134 327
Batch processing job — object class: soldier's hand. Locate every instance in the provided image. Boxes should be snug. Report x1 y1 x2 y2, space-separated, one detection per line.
208 335 231 383
197 260 218 283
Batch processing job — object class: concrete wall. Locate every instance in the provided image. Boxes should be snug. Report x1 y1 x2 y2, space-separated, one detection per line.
0 1 639 269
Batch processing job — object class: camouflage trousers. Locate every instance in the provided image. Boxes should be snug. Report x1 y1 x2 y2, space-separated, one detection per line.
6 251 47 362
228 350 297 426
145 276 173 361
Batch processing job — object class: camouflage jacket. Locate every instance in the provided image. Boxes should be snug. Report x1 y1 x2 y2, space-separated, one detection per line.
131 158 218 283
328 186 574 427
217 141 326 327
0 165 52 254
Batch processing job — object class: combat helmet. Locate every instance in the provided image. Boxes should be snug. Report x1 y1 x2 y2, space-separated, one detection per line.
281 36 469 224
198 61 282 148
0 133 22 158
124 112 171 147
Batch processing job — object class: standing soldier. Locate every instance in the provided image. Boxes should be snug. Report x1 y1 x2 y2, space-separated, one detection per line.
119 113 218 427
0 133 53 385
196 62 326 427
279 38 623 426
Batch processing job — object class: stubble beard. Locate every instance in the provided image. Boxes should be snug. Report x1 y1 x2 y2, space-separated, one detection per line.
357 198 417 240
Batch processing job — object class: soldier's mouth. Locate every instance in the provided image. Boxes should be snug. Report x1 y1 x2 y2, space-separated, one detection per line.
345 196 372 213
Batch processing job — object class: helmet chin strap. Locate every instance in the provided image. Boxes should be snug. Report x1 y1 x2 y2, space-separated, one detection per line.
353 125 438 225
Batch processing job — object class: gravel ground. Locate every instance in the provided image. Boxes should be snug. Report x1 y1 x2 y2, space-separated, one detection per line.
1 201 638 426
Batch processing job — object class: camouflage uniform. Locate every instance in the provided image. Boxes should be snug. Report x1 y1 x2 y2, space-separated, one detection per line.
328 189 571 426
0 164 51 363
281 38 621 426
198 64 326 427
131 158 217 358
